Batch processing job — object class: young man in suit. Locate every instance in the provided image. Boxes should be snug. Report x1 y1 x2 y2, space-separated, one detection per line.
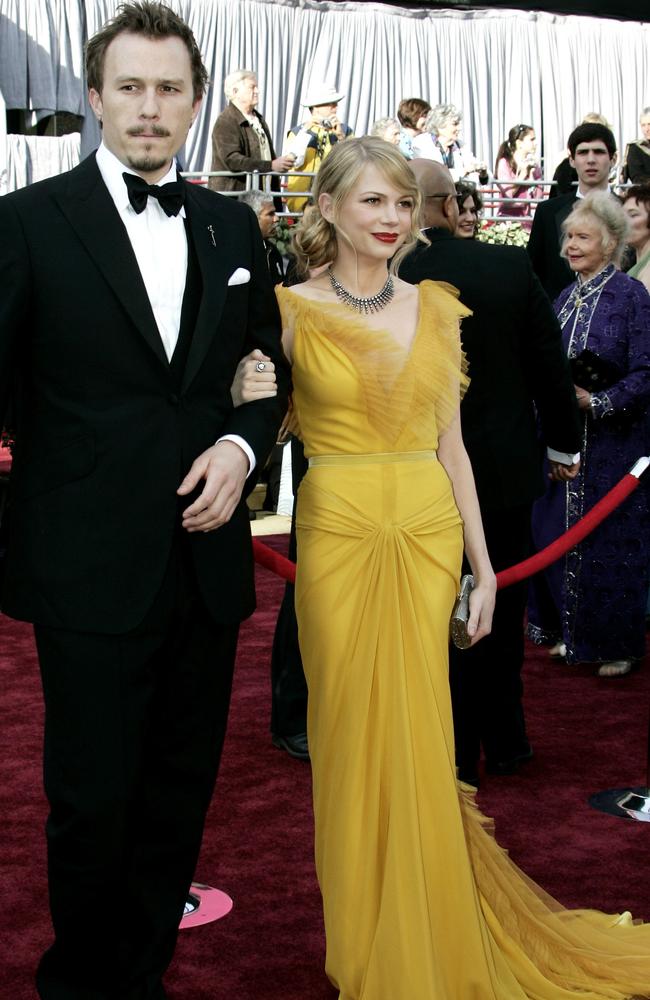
400 160 582 786
527 122 617 300
0 4 288 997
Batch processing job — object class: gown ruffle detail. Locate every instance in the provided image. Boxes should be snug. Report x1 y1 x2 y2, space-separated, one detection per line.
276 280 470 447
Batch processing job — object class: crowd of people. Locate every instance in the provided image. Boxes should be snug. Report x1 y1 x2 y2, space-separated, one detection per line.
1 2 649 999
208 70 650 224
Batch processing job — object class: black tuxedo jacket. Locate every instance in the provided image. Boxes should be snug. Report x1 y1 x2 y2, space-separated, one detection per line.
527 192 577 301
0 154 289 632
400 228 581 511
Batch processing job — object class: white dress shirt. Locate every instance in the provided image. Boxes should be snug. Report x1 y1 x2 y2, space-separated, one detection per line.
96 142 187 362
96 143 255 473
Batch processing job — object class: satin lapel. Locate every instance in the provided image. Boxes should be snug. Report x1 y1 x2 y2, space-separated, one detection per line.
54 155 169 371
181 185 233 392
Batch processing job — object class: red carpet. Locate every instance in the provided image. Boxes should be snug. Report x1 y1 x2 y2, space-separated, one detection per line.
1 534 649 999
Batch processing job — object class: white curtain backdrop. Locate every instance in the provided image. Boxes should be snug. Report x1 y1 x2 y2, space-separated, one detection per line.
0 0 648 184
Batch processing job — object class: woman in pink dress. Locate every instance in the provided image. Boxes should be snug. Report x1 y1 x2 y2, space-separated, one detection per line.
494 124 542 229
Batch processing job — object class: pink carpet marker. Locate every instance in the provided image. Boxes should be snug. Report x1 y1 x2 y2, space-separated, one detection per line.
180 883 233 930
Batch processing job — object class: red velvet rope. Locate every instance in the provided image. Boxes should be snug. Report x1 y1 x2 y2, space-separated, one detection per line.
252 469 643 591
495 472 639 589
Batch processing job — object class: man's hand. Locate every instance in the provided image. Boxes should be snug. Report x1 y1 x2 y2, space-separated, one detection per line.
178 441 249 532
574 384 592 410
548 459 580 482
231 349 277 407
271 155 295 173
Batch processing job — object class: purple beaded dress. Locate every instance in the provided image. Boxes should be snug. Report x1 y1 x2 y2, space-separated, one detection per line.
529 265 650 663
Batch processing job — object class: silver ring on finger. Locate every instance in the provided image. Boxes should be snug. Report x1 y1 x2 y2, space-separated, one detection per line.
255 361 266 372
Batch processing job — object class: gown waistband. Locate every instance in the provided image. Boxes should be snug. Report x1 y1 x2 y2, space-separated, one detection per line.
308 450 437 467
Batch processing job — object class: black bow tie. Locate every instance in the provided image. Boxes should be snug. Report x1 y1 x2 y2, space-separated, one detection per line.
122 172 185 217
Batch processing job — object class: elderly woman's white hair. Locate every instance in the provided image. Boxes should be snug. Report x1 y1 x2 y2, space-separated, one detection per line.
561 192 630 268
423 103 462 136
224 69 256 101
369 117 400 139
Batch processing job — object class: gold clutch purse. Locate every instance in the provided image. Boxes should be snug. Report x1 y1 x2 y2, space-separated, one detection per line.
450 574 475 649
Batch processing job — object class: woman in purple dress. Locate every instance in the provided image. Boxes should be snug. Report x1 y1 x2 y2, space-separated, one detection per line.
529 193 650 676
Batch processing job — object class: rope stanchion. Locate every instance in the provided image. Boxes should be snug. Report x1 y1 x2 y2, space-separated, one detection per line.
253 457 650 592
252 538 296 584
495 457 649 590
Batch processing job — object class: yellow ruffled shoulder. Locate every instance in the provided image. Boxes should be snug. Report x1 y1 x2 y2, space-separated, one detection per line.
275 280 470 444
415 279 471 437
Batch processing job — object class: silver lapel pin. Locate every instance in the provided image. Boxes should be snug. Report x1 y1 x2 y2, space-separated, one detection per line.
207 224 216 247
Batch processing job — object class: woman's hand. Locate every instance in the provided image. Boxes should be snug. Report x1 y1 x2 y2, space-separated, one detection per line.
466 573 497 646
574 384 592 410
230 349 277 407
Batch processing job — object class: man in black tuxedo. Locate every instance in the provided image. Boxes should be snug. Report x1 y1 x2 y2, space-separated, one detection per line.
400 160 581 786
0 4 288 998
527 122 617 300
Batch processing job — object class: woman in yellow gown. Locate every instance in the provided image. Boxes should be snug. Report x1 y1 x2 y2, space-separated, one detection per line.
274 137 650 999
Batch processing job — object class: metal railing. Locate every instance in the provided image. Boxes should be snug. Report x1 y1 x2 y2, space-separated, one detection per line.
181 168 633 224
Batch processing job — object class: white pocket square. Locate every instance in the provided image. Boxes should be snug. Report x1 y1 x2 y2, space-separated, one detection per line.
227 267 250 286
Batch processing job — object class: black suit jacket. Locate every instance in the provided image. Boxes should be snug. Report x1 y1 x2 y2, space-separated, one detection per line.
527 192 577 301
400 228 581 511
626 141 650 184
0 154 289 632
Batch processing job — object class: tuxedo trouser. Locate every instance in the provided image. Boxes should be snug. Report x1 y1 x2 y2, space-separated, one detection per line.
449 503 532 770
33 536 239 1000
270 437 308 738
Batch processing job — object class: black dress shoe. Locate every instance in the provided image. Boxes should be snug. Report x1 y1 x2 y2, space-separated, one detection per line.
486 743 533 776
272 732 310 761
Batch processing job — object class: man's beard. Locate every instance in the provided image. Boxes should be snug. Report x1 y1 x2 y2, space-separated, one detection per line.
126 152 170 174
126 126 172 175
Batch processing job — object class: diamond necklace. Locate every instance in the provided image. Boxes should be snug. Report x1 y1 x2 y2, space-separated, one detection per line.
328 267 395 314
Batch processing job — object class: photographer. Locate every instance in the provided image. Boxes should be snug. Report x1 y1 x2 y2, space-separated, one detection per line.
284 83 353 212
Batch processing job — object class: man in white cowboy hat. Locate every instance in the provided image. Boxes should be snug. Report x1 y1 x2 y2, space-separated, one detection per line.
284 82 353 212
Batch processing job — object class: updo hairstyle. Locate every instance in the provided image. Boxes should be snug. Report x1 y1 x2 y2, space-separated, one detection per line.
560 192 629 268
291 136 424 276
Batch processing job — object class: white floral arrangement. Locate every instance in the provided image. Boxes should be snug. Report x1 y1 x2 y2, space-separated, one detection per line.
477 220 530 247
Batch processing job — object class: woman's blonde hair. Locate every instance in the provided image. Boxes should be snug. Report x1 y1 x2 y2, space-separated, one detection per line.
291 136 425 276
560 192 629 268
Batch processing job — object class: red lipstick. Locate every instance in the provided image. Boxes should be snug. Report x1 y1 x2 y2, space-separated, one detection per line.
373 233 398 243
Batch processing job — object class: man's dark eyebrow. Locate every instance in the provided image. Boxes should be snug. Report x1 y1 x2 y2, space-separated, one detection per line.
114 75 187 87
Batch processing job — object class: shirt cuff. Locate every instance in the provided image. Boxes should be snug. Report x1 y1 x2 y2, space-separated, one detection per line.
547 447 580 466
216 434 256 477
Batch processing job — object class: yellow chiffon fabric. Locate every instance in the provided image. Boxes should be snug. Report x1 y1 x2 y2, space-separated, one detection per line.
276 280 650 1000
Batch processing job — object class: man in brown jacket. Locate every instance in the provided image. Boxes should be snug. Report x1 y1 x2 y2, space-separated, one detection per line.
208 69 293 193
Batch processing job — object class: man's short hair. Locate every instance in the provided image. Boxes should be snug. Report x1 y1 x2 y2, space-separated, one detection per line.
567 122 617 157
224 69 256 102
86 1 209 101
240 189 274 216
